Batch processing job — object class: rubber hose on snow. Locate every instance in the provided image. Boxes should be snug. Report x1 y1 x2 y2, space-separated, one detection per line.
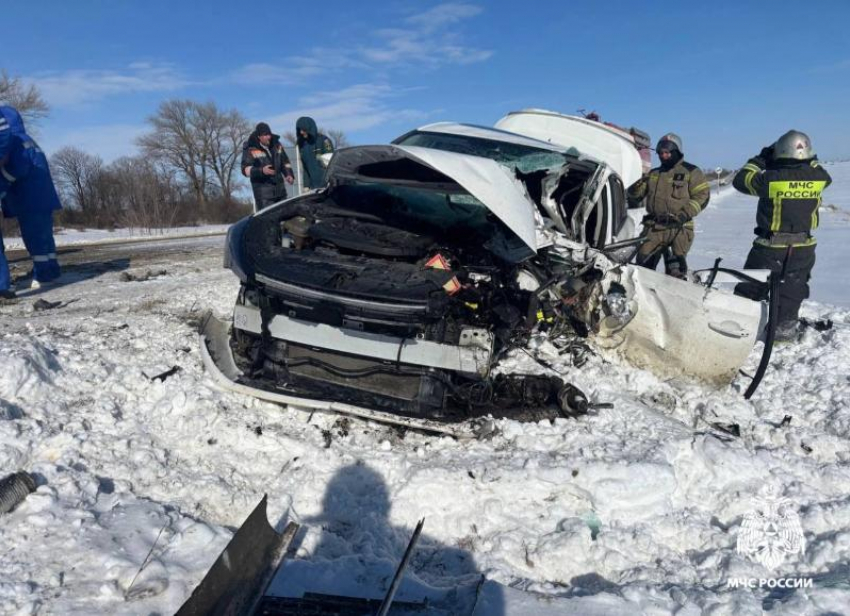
0 472 37 514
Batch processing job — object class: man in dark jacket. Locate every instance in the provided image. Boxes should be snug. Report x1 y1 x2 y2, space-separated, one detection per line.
241 122 294 211
733 130 832 341
1 105 63 294
295 117 334 190
628 133 710 279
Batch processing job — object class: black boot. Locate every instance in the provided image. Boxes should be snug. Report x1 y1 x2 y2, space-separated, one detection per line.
774 320 800 343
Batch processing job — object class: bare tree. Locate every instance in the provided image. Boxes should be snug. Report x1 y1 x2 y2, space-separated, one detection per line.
138 100 209 207
281 130 297 147
0 70 49 125
138 99 251 206
324 128 350 149
51 147 104 213
106 156 189 231
195 102 250 201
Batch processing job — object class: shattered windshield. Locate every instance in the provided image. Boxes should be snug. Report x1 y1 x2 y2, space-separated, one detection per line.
396 131 567 174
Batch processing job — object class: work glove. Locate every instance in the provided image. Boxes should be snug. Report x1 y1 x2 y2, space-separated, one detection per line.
641 214 656 226
653 213 687 226
759 145 775 161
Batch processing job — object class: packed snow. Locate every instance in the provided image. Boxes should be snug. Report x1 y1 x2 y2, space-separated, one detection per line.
0 163 849 615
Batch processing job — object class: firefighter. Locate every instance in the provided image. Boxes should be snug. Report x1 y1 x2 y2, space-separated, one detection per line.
628 133 710 279
733 130 832 341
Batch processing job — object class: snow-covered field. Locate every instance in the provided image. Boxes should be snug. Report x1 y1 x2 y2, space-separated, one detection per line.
1 163 849 615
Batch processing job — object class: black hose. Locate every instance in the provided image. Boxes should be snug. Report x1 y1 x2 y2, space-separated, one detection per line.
745 270 781 399
705 258 723 289
0 472 36 514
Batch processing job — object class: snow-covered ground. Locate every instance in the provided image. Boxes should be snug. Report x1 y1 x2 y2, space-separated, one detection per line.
0 163 849 615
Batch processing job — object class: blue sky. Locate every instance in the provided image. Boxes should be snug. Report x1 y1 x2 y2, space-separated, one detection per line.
4 0 850 167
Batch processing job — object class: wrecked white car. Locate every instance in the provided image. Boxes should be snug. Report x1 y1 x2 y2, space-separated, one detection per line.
201 139 768 436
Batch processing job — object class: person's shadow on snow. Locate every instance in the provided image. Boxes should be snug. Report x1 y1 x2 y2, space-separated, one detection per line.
266 461 504 615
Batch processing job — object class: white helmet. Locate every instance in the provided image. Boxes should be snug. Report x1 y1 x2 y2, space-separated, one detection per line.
656 132 683 153
774 130 815 160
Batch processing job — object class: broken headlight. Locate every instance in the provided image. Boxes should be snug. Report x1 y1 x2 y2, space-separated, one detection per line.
600 283 634 332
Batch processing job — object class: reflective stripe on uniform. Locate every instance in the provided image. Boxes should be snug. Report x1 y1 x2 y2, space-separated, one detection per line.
742 163 761 196
1 166 15 182
754 236 817 249
32 255 50 262
691 182 709 193
767 180 827 232
686 199 702 216
47 253 58 259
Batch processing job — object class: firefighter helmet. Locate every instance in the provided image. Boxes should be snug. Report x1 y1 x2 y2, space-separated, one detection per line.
656 132 683 153
774 130 815 161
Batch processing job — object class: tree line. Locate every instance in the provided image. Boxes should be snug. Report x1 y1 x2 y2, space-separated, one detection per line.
1 71 349 233
52 99 253 230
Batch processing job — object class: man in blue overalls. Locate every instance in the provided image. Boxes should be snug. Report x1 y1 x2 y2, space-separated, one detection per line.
0 105 62 295
0 106 14 297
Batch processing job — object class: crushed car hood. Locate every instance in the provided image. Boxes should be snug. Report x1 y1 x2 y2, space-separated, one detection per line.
327 145 540 252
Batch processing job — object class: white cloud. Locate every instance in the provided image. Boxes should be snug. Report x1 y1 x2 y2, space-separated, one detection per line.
40 123 146 162
230 62 323 85
360 3 492 68
405 3 483 31
228 49 367 86
230 3 491 86
265 83 431 135
33 63 190 107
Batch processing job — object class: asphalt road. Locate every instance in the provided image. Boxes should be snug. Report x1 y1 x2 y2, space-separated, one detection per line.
6 234 227 284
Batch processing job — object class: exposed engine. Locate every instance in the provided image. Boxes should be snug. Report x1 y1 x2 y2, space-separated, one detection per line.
228 191 613 422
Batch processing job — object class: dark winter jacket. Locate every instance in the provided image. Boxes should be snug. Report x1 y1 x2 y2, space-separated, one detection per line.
733 154 832 247
295 116 334 189
0 105 62 219
628 156 710 228
241 130 294 210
